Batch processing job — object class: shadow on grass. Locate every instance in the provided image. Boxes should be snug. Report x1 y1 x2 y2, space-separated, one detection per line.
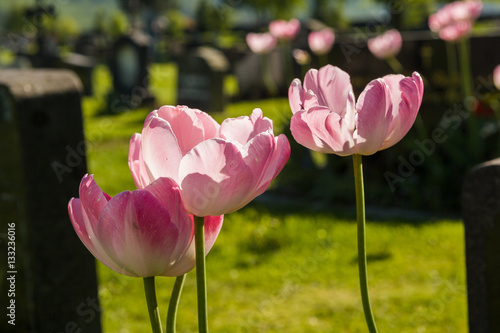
250 191 461 226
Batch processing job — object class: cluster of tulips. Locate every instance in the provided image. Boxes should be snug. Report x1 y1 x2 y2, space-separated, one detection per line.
69 64 423 332
246 18 402 71
68 1 498 332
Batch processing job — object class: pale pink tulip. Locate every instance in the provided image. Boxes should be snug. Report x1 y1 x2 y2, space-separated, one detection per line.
269 18 301 40
308 28 335 55
494 65 500 91
129 106 290 217
246 32 277 54
438 21 472 41
68 174 223 277
428 0 482 41
367 29 402 59
289 65 424 156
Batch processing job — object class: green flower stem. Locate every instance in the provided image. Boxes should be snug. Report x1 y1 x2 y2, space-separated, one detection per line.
260 54 278 97
458 37 480 160
166 274 186 333
445 41 458 80
319 53 329 68
386 55 403 74
458 38 473 103
143 277 164 333
352 154 378 333
194 215 208 333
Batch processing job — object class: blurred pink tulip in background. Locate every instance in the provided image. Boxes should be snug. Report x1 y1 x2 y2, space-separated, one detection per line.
428 0 482 41
289 65 424 156
246 32 277 54
367 29 403 59
269 18 301 40
308 28 335 55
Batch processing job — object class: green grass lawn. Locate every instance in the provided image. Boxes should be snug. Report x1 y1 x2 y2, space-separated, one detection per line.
83 63 467 332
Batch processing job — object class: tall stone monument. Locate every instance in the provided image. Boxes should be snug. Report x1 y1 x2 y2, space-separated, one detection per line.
0 69 101 332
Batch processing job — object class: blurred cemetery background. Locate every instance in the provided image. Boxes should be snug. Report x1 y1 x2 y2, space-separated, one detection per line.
2 0 500 332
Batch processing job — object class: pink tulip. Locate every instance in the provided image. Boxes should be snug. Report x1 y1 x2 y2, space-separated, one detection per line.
494 65 500 91
438 20 472 41
246 32 277 54
68 174 223 277
308 28 335 55
269 18 301 40
367 29 402 59
428 0 482 41
289 65 424 156
129 106 290 217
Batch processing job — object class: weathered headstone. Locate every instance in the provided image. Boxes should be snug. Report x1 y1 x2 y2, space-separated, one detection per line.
177 46 229 112
0 69 101 332
108 30 155 112
462 158 500 333
234 49 284 100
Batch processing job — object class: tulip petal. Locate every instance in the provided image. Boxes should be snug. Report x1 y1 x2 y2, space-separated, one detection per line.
355 79 392 155
167 214 224 276
250 133 291 195
179 139 254 216
155 105 209 154
97 190 185 277
68 198 128 275
78 174 111 223
289 79 304 113
143 177 194 264
128 133 151 189
194 108 221 140
291 107 353 154
304 65 354 117
142 116 183 183
219 108 273 145
324 111 357 156
379 73 423 150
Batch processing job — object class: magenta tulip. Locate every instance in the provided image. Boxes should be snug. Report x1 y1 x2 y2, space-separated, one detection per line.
269 18 300 40
367 29 402 59
428 0 482 41
129 106 290 217
289 65 424 156
308 28 335 56
246 32 277 54
68 174 223 277
494 65 500 91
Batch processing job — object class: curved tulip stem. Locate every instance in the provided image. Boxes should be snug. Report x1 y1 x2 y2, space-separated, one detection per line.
445 41 458 80
458 37 480 160
194 215 208 333
458 38 473 103
143 277 164 333
319 53 329 68
352 154 378 333
386 55 403 74
166 274 186 333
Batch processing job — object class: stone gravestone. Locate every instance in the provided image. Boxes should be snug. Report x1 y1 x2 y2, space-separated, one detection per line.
462 158 500 333
177 46 229 112
107 30 155 113
234 49 284 100
0 69 101 332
